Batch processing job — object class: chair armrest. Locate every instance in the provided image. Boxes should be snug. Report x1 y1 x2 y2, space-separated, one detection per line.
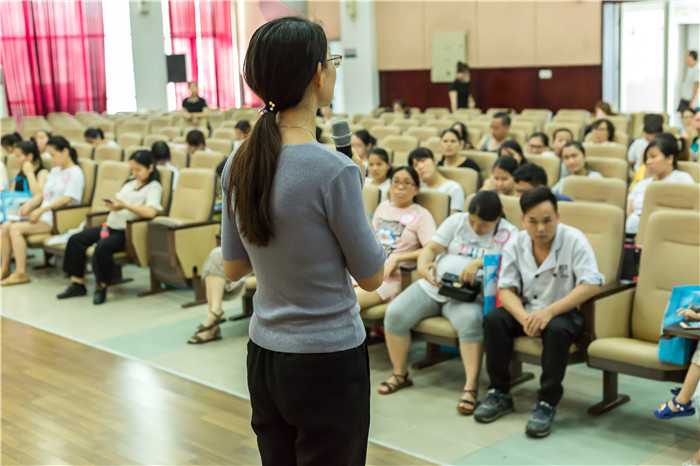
52 204 91 234
125 218 152 267
170 222 220 279
167 220 219 231
579 282 637 349
399 263 417 292
86 210 110 228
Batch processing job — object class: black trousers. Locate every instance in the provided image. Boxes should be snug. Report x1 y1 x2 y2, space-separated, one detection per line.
62 227 125 285
483 307 582 406
246 339 370 466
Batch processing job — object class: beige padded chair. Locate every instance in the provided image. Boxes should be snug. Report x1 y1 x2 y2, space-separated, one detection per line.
381 136 419 160
582 143 627 160
425 108 450 119
512 115 544 132
555 109 589 119
678 161 700 183
380 113 401 124
139 168 218 306
208 112 224 129
421 137 442 155
212 127 237 142
407 127 439 142
147 116 172 134
583 132 630 147
1 117 17 134
124 145 149 160
118 121 148 137
454 109 483 121
511 121 536 139
499 194 523 229
360 191 451 329
190 151 224 171
71 141 94 161
393 119 420 132
352 113 372 124
508 129 527 147
486 108 513 116
117 133 143 149
586 157 628 182
160 126 182 141
460 150 496 181
371 125 401 140
143 134 169 147
520 108 552 121
360 118 384 131
606 114 631 136
93 145 123 164
363 185 381 216
173 136 186 145
423 120 454 133
467 128 482 147
636 182 700 247
527 154 560 187
438 166 478 201
169 148 188 170
586 210 699 415
544 122 583 142
468 121 490 138
561 177 627 211
207 138 233 157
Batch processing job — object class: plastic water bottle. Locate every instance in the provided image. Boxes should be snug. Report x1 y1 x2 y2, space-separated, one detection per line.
100 223 109 239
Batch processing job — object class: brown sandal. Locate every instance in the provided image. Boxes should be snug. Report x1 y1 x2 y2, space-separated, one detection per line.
187 323 222 344
1 272 30 286
457 389 479 415
378 372 413 395
196 310 226 331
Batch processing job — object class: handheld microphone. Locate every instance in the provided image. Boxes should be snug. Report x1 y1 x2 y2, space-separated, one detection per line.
331 120 353 159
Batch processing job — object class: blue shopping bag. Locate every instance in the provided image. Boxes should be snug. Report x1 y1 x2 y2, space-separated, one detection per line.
658 286 700 365
483 253 502 315
1 177 32 222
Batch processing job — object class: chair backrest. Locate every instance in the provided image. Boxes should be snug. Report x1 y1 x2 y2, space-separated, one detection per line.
351 113 372 124
467 128 482 147
636 182 700 246
117 132 143 148
160 126 182 141
421 137 442 155
511 120 536 138
143 134 169 147
147 116 172 133
416 191 450 227
632 210 700 343
583 132 629 147
190 150 224 171
561 177 627 211
156 166 173 214
678 161 700 183
508 128 527 147
124 145 149 160
581 143 627 160
93 145 123 164
438 166 478 200
605 114 631 136
71 141 94 161
526 154 560 187
168 168 216 222
558 202 624 284
77 158 97 205
372 125 401 140
544 121 583 141
360 118 384 131
381 135 419 155
212 127 236 142
119 120 148 137
362 185 380 216
512 114 544 132
460 150 497 180
424 119 454 133
90 161 131 211
207 138 234 157
169 147 188 170
585 157 628 182
453 108 482 121
407 126 439 142
393 119 420 132
424 107 450 119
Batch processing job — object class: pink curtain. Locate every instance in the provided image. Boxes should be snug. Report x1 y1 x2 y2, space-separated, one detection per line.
0 0 106 120
199 0 237 110
169 0 198 106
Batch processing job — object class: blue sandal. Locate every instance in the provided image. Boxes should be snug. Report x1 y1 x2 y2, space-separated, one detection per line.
654 397 696 419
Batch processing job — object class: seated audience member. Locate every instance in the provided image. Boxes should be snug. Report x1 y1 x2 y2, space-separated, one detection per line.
589 118 616 145
451 122 474 150
84 127 118 148
351 129 376 170
550 127 574 178
481 156 518 196
627 114 664 179
681 108 697 139
10 141 48 197
365 148 392 202
181 81 209 128
690 110 700 161
1 132 22 157
513 164 573 202
585 100 615 127
57 150 162 304
438 129 481 173
474 187 604 438
626 134 694 236
527 132 554 157
355 166 436 311
498 140 527 166
409 148 465 215
478 112 511 153
151 141 178 189
393 99 410 118
32 129 52 163
551 142 602 194
449 61 475 112
233 120 252 153
185 129 209 155
187 246 247 343
1 136 85 285
380 192 519 415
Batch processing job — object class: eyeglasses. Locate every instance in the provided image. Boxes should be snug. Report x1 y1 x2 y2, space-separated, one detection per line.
326 54 343 69
391 179 416 187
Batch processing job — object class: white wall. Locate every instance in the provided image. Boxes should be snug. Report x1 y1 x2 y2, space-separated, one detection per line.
339 0 379 115
129 1 168 111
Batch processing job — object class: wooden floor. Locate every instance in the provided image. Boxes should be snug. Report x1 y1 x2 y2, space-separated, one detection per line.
0 318 432 465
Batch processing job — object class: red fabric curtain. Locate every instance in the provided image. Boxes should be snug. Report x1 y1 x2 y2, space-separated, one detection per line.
199 0 237 110
0 0 106 120
169 0 197 107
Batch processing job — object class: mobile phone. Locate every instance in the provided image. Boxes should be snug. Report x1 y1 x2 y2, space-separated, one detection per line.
103 198 113 203
680 321 700 329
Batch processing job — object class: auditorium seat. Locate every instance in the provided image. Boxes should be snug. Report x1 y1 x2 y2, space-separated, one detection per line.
212 128 237 143
124 145 149 160
678 161 700 183
1 117 17 134
147 116 172 134
207 138 234 157
71 141 94 161
520 108 552 123
468 120 490 138
486 107 512 116
582 143 627 160
630 112 669 138
93 145 124 164
424 108 450 119
381 136 419 163
59 128 86 141
362 185 381 216
586 210 699 415
510 120 536 139
190 151 224 171
371 125 401 140
159 126 182 141
352 114 372 124
467 128 482 147
407 126 439 142
360 118 384 131
170 147 188 170
513 114 545 132
527 153 560 187
586 157 628 182
393 119 421 133
438 166 478 200
117 133 143 148
544 121 583 141
508 128 527 147
453 108 482 121
561 177 627 210
143 134 169 147
420 137 442 155
635 182 700 247
423 119 455 133
380 113 401 124
460 150 496 181
605 114 631 136
583 132 630 147
207 111 224 129
118 120 148 138
414 114 435 125
555 109 590 120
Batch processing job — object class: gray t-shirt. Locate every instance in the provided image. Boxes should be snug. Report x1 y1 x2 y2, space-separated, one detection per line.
221 142 385 353
681 65 700 100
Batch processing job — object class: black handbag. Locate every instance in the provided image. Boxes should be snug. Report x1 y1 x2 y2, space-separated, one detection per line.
438 273 481 302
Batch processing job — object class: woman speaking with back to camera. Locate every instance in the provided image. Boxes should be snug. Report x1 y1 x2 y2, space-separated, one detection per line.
221 17 385 466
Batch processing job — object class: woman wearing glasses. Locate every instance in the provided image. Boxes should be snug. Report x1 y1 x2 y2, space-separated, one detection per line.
356 166 436 311
220 17 384 465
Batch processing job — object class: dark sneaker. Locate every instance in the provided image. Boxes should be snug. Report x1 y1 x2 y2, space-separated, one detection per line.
525 401 556 438
93 287 107 305
57 282 87 299
474 389 514 423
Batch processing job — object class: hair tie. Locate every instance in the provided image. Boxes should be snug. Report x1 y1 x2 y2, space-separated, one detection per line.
259 101 278 116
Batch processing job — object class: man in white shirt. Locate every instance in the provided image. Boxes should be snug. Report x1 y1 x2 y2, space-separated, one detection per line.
474 187 604 438
627 114 663 178
678 51 699 114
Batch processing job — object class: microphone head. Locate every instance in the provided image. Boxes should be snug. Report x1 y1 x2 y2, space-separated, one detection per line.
331 120 352 147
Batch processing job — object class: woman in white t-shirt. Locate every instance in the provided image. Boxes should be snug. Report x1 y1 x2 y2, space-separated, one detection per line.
551 141 603 194
626 134 695 235
409 147 465 215
356 166 436 311
58 150 163 304
379 191 519 415
364 148 392 202
1 136 85 285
